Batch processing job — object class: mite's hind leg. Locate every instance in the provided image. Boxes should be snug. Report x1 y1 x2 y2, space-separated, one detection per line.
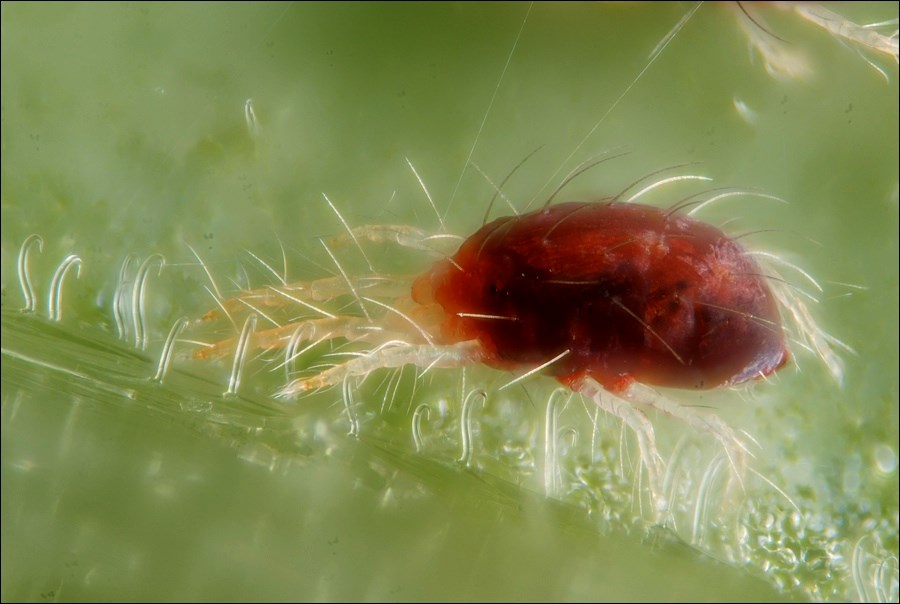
577 378 667 515
278 340 485 398
621 382 750 491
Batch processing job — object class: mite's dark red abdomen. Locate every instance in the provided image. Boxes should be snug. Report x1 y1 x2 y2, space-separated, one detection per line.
413 201 788 391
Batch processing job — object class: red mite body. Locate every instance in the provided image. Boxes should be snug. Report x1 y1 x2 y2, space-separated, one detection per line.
413 201 788 392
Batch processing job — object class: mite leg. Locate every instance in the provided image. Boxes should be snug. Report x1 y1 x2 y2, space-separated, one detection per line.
621 382 749 488
769 280 849 386
728 2 810 80
194 316 397 360
328 224 463 255
199 275 410 323
277 340 485 398
577 378 667 515
789 3 898 63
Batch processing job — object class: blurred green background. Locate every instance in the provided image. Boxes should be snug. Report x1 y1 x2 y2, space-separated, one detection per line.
2 2 897 601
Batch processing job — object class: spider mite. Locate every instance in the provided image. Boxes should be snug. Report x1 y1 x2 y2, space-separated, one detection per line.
183 4 856 521
192 172 846 511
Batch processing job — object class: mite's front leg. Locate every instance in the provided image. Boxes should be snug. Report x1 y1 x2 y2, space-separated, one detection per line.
277 340 485 397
